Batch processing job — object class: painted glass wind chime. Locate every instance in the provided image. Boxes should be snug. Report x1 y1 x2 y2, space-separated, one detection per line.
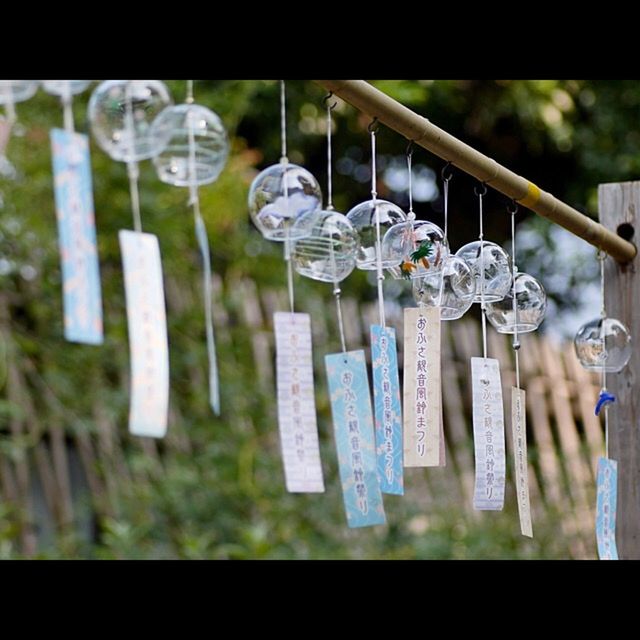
248 81 325 493
574 251 631 560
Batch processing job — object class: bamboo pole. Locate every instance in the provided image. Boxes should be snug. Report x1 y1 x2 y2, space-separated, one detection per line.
313 80 636 264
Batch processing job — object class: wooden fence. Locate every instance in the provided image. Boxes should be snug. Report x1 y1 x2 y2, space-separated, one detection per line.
0 275 603 558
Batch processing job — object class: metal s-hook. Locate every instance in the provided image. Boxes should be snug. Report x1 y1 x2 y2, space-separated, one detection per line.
474 181 488 197
441 161 454 182
368 116 379 133
323 91 337 110
507 199 519 215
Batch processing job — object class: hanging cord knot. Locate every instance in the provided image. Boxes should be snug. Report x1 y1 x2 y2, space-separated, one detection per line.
368 116 379 133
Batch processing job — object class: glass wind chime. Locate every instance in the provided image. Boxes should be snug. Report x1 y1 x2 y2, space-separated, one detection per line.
89 80 172 439
464 183 510 511
248 81 325 494
346 120 407 495
396 146 449 470
149 80 229 416
574 251 631 560
487 201 546 537
45 81 104 347
291 96 385 527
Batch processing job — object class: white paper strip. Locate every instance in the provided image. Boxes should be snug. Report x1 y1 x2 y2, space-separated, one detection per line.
471 357 506 510
403 306 441 467
274 312 325 493
511 387 532 537
119 230 170 439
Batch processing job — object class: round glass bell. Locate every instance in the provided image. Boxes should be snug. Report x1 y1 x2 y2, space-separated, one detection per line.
150 103 228 187
411 255 476 320
0 81 38 104
88 80 172 163
455 241 512 303
345 199 406 269
41 81 91 96
386 219 448 280
290 209 359 283
485 272 546 333
574 317 632 373
248 162 322 242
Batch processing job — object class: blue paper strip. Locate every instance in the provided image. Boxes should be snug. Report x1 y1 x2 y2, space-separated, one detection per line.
596 456 618 560
371 325 403 495
50 128 103 344
325 350 386 528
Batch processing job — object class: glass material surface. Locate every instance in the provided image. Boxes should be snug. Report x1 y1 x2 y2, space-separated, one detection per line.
88 80 172 162
346 199 406 270
485 272 546 333
386 220 448 280
574 317 632 373
291 209 359 283
455 240 512 303
248 163 322 242
412 255 476 320
151 104 229 187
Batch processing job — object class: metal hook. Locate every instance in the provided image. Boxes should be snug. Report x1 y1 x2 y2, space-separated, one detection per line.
368 117 379 133
323 92 337 110
474 182 488 197
441 161 454 182
507 199 519 215
597 248 607 261
406 139 414 157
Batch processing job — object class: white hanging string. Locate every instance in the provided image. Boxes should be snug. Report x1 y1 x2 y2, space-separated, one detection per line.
598 250 609 458
477 184 488 361
186 81 220 415
370 120 386 328
280 80 295 315
325 93 347 353
510 203 521 389
437 164 452 307
124 82 142 234
61 81 74 134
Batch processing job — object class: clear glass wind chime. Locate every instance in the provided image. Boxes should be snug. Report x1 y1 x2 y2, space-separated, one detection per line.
89 80 173 439
46 80 104 346
149 80 229 416
412 160 476 319
398 145 448 470
248 81 325 494
466 183 509 512
492 201 546 537
292 95 385 528
574 250 631 560
348 119 407 495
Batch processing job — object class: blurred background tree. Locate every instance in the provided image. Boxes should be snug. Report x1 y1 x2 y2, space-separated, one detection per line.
0 79 634 559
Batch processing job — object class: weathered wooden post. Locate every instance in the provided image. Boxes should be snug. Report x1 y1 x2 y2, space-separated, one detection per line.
599 181 640 559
